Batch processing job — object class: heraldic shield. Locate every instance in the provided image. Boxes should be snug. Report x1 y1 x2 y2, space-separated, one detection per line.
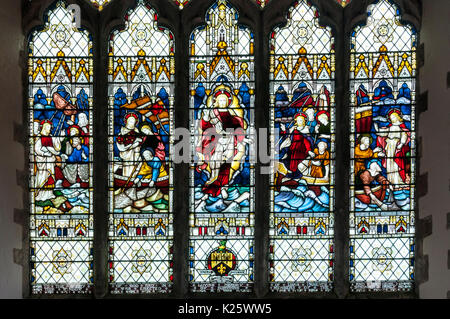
207 241 237 276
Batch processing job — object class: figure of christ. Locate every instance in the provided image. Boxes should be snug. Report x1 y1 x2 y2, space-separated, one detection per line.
196 89 249 199
279 113 314 179
376 109 411 187
116 113 143 178
354 135 385 175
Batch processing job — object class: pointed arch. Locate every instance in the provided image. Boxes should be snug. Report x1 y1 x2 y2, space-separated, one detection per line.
189 0 256 293
269 0 336 292
349 0 418 292
107 0 175 294
28 0 94 294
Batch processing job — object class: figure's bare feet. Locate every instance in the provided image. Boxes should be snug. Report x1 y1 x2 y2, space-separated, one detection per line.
205 171 219 185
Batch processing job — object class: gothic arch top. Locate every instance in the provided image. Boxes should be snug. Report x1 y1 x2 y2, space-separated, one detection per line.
19 0 423 298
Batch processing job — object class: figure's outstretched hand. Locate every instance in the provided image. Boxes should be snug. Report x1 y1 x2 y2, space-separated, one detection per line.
373 147 382 153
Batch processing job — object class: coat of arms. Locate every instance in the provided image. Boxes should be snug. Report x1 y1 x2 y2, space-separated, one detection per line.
207 241 237 276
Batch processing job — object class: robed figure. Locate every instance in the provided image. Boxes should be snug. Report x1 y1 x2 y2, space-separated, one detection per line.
196 84 249 199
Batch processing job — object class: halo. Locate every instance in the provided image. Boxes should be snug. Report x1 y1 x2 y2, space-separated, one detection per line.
214 90 233 107
388 108 402 118
67 125 82 136
315 110 330 121
39 119 52 130
124 112 139 123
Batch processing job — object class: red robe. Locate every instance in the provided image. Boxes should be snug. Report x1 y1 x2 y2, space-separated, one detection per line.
282 129 312 173
197 110 246 197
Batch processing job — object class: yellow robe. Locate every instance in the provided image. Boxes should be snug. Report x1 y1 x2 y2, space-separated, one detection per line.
309 149 330 178
138 162 168 181
354 145 377 174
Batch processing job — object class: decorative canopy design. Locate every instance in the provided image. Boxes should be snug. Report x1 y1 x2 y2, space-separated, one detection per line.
336 0 351 7
89 0 112 11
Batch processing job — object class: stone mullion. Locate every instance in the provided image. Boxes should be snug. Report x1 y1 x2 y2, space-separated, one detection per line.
173 6 189 298
334 3 350 299
93 6 108 299
253 7 269 299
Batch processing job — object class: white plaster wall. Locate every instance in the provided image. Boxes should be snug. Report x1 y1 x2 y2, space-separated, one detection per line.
0 0 25 299
418 0 450 299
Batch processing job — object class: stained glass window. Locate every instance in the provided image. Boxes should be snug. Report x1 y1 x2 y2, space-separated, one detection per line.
349 0 417 292
89 0 112 11
28 1 94 294
108 0 175 294
189 0 255 293
269 0 335 293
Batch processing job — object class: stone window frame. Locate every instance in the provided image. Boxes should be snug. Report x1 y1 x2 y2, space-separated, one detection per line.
16 0 428 299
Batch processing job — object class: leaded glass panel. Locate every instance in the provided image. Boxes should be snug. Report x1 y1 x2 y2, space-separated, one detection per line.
189 0 256 293
349 0 417 292
28 1 94 294
269 0 335 293
107 0 175 294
